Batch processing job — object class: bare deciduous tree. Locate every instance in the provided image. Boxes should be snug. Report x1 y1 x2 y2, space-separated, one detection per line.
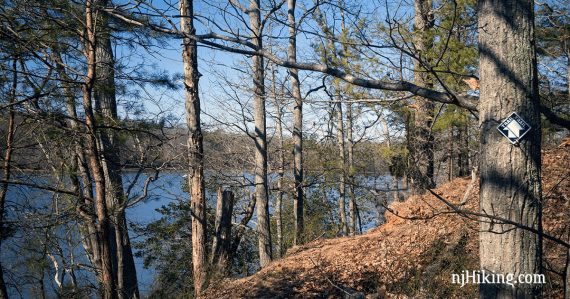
180 0 208 294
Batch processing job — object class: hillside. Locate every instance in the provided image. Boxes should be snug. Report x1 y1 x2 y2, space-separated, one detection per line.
204 147 570 298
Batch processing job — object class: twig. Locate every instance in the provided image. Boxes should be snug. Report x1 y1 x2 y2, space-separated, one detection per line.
427 189 570 249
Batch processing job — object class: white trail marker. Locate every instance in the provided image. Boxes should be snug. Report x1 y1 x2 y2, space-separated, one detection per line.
497 112 531 144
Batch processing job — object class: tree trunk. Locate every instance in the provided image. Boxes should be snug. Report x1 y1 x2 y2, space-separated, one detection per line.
288 0 304 246
54 48 107 293
346 101 356 236
211 188 234 275
249 0 272 268
458 124 470 177
93 2 139 296
272 67 284 256
230 194 256 259
448 129 453 181
335 93 348 236
0 59 17 299
478 0 542 298
180 0 207 294
83 2 116 298
409 0 436 193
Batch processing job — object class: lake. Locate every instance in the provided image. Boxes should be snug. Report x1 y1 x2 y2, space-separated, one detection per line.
2 171 400 297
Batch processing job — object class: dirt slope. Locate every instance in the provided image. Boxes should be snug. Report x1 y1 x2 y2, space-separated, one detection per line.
204 148 570 299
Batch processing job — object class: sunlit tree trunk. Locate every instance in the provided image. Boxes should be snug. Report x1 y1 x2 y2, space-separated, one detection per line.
249 0 272 267
83 1 116 297
478 0 542 298
93 1 139 296
335 93 348 236
271 67 284 256
180 0 208 294
288 0 304 246
55 49 105 291
346 101 356 236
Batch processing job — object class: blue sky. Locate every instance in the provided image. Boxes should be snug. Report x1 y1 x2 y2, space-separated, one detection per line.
110 0 413 144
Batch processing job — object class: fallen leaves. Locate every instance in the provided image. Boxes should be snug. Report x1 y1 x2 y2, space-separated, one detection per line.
204 148 570 299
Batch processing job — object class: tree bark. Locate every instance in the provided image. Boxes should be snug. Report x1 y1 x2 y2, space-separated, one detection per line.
180 0 207 294
211 188 234 275
271 67 284 256
478 0 542 298
93 1 139 296
83 2 116 297
288 0 304 247
346 101 356 236
409 0 436 193
53 48 108 294
248 0 272 268
335 93 348 236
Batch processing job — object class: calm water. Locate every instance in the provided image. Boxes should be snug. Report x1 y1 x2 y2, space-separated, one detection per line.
3 171 398 297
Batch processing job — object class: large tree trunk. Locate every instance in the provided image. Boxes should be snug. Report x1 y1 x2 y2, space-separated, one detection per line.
288 0 304 246
335 94 348 236
249 0 272 268
478 0 542 298
83 2 116 297
180 0 208 294
53 48 108 295
409 0 436 193
93 1 139 296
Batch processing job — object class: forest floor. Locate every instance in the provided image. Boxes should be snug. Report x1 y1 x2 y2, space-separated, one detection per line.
204 146 570 299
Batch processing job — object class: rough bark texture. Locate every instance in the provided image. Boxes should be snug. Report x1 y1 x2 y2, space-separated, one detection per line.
478 0 542 298
83 2 116 297
249 0 273 268
211 188 234 275
180 0 207 294
288 0 304 246
409 0 436 193
93 1 139 296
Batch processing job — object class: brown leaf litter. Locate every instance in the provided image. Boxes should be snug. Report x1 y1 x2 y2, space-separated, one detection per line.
203 148 570 299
